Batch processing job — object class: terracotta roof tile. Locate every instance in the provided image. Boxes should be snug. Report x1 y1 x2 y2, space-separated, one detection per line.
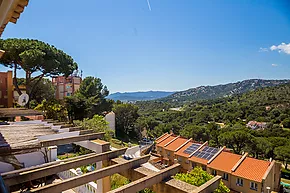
165 137 188 152
175 141 193 158
232 157 271 182
156 133 170 144
208 151 242 173
156 136 175 147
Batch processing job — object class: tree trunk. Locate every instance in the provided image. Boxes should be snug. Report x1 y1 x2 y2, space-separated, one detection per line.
13 64 22 95
26 73 44 108
25 71 31 108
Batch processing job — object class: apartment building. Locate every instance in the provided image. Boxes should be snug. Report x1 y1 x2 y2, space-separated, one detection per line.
52 75 81 100
155 133 281 193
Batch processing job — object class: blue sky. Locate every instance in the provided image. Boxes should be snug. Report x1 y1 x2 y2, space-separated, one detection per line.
1 0 290 93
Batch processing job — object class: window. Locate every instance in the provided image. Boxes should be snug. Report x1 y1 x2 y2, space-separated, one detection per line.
185 160 189 164
67 93 71 96
223 173 229 181
177 157 182 163
212 170 217 176
236 178 243 186
202 165 206 171
250 182 257 191
167 151 171 156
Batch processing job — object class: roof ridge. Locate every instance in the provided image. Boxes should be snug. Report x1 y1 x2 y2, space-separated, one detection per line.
207 146 225 164
262 160 275 180
156 133 172 144
231 152 248 172
189 141 208 158
155 132 168 141
174 138 192 152
164 136 180 147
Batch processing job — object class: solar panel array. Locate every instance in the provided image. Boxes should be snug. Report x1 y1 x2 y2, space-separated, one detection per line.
192 146 219 160
183 143 201 154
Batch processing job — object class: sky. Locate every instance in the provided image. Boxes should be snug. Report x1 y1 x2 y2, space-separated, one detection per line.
1 0 290 93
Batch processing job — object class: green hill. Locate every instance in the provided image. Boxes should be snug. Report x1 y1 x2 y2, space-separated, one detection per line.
159 79 290 105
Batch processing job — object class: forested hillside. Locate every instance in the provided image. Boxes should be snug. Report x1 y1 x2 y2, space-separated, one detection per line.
159 79 290 106
132 83 290 163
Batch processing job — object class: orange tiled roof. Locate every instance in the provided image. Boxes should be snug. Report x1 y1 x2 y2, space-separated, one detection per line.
156 135 176 147
208 151 242 173
156 133 170 144
165 137 188 152
175 141 193 158
189 155 208 165
232 157 271 182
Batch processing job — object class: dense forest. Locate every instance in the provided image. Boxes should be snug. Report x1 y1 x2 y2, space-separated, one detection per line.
130 83 290 166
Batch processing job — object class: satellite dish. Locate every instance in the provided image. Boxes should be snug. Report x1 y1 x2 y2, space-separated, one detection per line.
18 93 29 106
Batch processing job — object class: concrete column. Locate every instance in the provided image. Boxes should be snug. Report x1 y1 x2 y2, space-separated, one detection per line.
48 146 58 162
75 140 111 193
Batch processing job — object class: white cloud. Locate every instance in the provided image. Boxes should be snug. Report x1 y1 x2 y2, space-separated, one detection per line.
259 47 268 52
270 43 290 54
271 63 278 67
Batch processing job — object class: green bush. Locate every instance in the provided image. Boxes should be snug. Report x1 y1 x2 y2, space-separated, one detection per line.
35 99 67 121
174 167 230 192
110 174 130 190
111 138 123 145
74 114 114 141
283 118 290 128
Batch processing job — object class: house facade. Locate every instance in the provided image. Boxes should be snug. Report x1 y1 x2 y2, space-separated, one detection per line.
156 133 281 193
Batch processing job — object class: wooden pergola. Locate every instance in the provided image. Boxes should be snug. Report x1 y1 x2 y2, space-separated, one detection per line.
0 108 44 118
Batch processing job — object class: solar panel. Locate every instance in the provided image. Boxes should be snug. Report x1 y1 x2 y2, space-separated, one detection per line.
207 154 215 160
191 146 219 160
183 143 201 154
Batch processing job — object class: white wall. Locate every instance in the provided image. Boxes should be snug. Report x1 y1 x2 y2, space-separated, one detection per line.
0 151 46 173
105 112 115 133
9 120 43 125
15 152 45 168
0 161 14 173
37 131 80 141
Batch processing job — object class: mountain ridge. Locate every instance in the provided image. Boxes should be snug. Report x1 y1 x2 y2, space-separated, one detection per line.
107 91 175 101
158 79 290 105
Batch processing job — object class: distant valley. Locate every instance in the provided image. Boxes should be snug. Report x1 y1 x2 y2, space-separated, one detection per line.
108 79 290 104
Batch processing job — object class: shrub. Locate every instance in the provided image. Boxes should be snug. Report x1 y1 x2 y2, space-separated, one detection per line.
74 114 114 141
174 167 229 192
